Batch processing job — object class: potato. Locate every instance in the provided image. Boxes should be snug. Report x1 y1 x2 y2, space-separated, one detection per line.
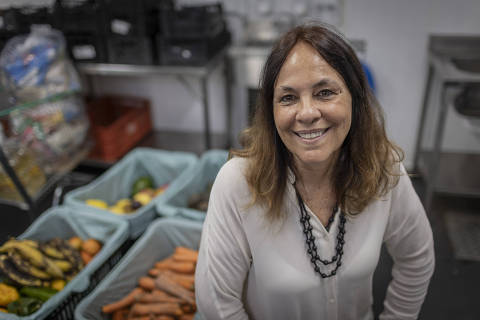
81 238 102 256
68 236 83 250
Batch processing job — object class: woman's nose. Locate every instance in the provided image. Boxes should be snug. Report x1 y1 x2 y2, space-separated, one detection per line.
296 96 321 123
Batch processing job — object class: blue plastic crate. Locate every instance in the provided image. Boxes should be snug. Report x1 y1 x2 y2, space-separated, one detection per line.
156 149 228 221
0 205 129 320
74 218 203 320
64 148 197 238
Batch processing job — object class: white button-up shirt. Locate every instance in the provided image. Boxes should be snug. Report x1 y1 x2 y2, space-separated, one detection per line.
195 157 435 320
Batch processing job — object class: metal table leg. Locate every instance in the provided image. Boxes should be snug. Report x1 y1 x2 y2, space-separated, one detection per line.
0 147 35 221
201 76 211 150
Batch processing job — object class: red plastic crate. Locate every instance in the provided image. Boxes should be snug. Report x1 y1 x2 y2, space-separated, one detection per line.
87 96 152 162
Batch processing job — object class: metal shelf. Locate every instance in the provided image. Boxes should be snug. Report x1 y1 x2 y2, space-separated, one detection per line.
0 141 92 213
76 48 227 78
76 47 231 150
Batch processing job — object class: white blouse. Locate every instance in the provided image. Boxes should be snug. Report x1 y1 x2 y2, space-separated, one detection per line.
195 157 435 320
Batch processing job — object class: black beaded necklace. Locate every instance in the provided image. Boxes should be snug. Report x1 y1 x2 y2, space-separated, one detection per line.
295 189 346 278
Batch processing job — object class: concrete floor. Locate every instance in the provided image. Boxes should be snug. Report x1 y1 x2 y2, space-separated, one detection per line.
372 178 480 319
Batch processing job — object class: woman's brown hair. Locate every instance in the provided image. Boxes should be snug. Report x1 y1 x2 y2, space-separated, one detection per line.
231 23 404 220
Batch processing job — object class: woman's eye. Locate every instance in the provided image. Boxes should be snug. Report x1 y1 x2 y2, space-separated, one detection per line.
315 89 336 98
279 94 297 104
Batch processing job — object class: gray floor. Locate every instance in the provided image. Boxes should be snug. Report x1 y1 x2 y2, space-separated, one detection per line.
372 178 480 320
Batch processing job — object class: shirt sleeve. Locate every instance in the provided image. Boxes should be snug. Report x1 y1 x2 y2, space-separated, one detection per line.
380 164 435 320
195 159 252 320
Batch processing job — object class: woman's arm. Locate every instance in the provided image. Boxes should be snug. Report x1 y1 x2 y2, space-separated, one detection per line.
380 164 435 320
195 159 252 320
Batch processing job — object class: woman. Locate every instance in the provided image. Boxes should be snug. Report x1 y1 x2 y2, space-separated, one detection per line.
195 23 435 320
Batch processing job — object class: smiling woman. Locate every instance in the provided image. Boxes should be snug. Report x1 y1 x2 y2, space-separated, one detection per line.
195 23 435 320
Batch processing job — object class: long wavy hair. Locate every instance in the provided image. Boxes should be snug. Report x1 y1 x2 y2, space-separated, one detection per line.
231 23 404 221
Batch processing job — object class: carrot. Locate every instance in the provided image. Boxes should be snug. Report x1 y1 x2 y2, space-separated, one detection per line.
138 277 155 291
155 257 195 274
129 302 183 317
174 247 198 257
126 316 150 320
155 316 175 320
172 253 198 263
102 288 144 314
154 271 195 305
148 268 160 277
181 303 196 313
159 270 195 290
135 293 182 304
154 256 174 269
112 308 129 320
180 314 195 320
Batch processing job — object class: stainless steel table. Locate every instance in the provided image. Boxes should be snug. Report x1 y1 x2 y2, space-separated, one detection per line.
414 35 480 213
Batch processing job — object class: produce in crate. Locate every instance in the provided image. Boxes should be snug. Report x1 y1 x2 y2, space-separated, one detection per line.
85 175 169 215
0 236 102 315
102 246 198 319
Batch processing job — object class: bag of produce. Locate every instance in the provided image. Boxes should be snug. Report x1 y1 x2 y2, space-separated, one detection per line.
64 148 198 238
0 205 129 320
156 149 228 221
75 218 202 320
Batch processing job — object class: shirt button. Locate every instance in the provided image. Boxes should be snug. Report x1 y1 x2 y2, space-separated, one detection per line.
329 298 335 304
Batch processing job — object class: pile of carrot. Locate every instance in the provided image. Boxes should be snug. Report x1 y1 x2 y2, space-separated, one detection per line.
102 247 198 320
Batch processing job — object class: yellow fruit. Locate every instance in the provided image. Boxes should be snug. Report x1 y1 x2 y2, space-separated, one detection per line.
115 198 131 207
0 307 7 312
0 283 19 307
109 206 125 214
85 199 108 209
51 279 66 291
133 192 153 206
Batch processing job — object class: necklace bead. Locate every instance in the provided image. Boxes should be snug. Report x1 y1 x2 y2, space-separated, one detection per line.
295 188 346 279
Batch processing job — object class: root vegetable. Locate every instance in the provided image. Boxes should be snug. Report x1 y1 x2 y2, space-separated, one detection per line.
155 261 195 274
180 314 195 320
138 277 155 291
129 302 182 317
135 292 182 304
112 308 129 320
102 288 144 314
154 272 195 305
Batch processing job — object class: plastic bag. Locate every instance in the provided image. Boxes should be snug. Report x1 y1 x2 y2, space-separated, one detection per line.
0 25 80 103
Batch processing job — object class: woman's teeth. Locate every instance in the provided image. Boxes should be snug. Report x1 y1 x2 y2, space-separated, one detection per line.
297 129 327 139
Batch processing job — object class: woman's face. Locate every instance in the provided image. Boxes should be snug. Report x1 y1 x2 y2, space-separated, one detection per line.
273 41 352 169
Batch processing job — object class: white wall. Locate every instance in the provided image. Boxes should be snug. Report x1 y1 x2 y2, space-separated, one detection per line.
341 0 480 168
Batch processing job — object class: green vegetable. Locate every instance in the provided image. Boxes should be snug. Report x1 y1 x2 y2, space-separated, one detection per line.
7 297 42 316
20 286 58 302
131 176 153 195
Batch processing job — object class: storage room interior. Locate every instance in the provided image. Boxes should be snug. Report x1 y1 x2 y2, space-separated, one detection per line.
0 0 479 319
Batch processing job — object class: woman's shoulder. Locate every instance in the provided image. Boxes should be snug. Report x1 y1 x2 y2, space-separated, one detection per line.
214 156 250 191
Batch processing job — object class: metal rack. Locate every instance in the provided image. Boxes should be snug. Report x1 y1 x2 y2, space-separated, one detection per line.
414 35 480 213
0 91 92 218
76 48 231 150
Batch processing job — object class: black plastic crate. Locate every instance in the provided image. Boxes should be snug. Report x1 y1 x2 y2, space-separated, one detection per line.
103 0 148 36
55 0 106 35
0 8 21 35
144 0 174 36
44 238 135 320
17 6 56 31
66 33 108 62
157 27 230 66
160 3 225 39
106 35 153 65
